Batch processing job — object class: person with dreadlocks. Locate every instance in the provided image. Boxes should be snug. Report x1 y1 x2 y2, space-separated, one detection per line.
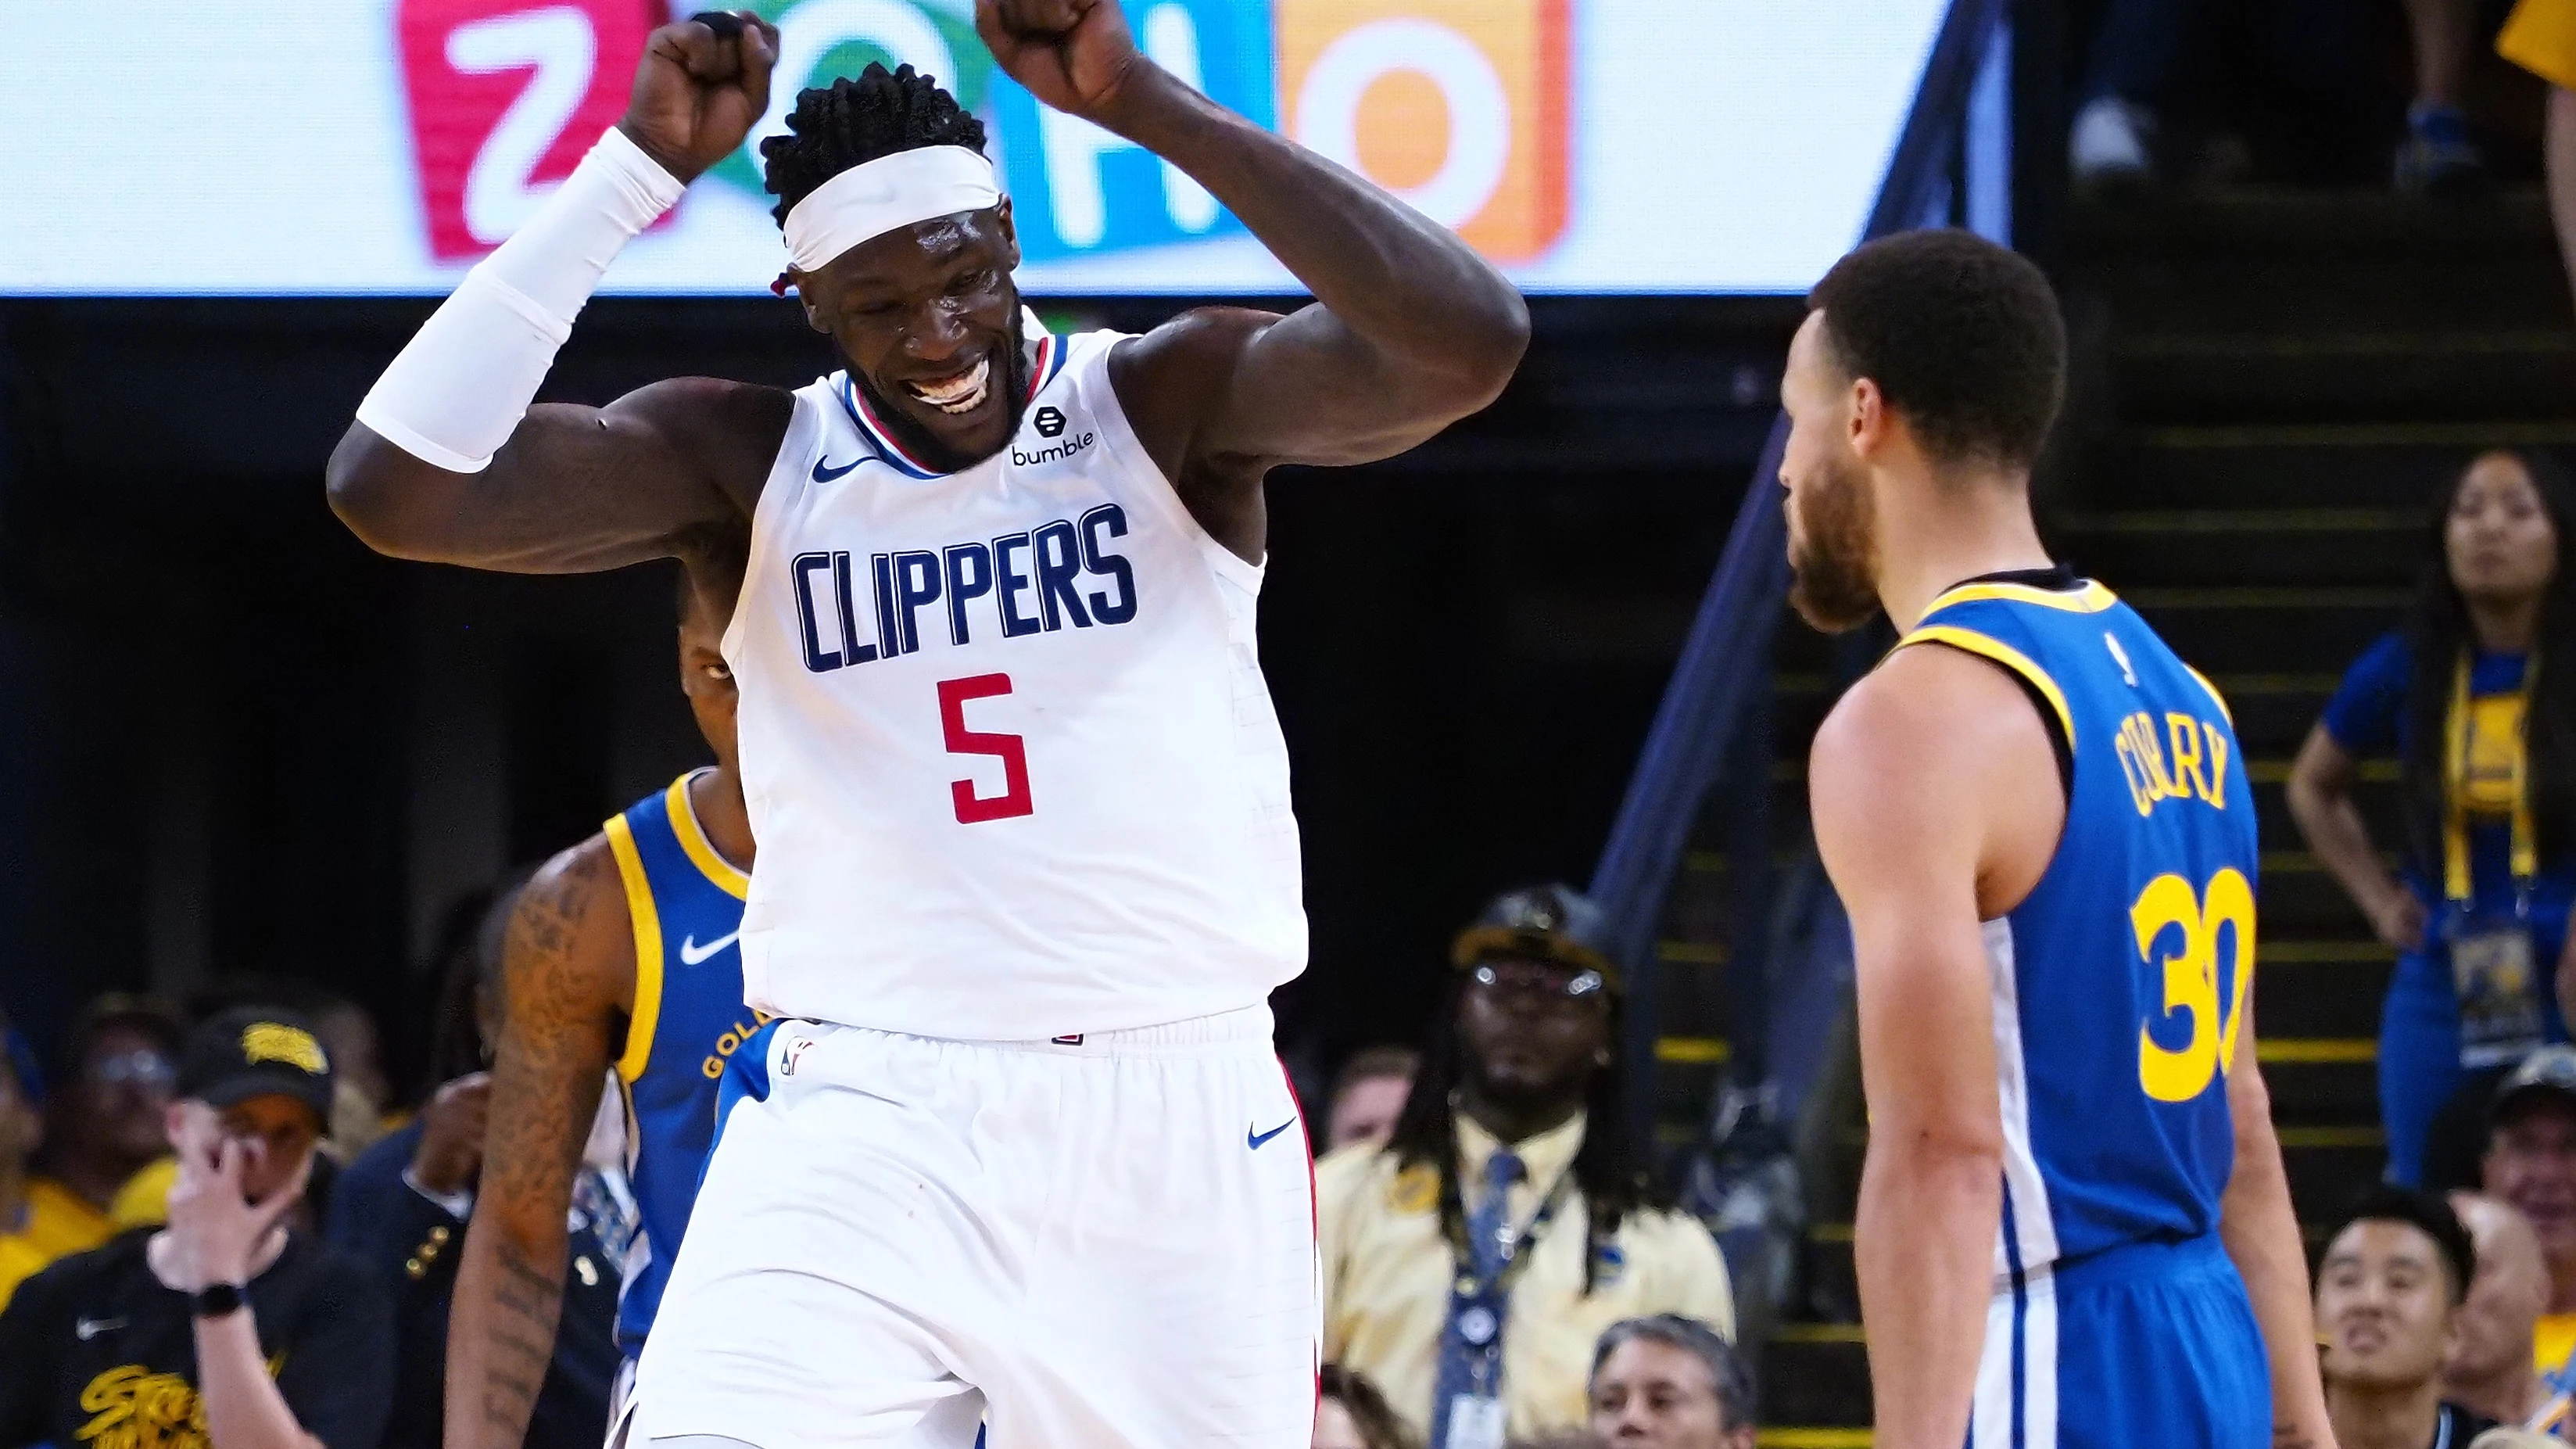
326 2 1528 1447
1316 886 1733 1449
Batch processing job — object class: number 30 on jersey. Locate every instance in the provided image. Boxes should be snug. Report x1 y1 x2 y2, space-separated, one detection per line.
2134 868 2255 1103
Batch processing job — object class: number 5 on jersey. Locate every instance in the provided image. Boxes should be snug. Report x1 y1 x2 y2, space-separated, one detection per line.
2134 868 2255 1103
940 675 1034 824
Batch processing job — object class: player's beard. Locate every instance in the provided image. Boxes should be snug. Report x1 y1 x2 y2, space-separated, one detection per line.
851 305 1034 475
1786 450 1883 633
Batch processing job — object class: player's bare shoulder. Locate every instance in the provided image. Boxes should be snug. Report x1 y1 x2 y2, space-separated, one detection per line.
1815 643 2066 911
504 829 638 1025
608 376 799 515
1816 647 2015 782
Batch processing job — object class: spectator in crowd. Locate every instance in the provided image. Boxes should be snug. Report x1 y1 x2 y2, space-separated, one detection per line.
309 993 393 1156
110 984 395 1236
0 1006 393 1449
1317 1364 1417 1449
23 994 186 1258
2447 1192 2556 1426
2288 450 2576 1185
324 880 620 1449
2395 0 2492 192
2317 1185 2495 1449
1329 1046 1421 1153
2066 0 2199 189
1588 1315 1757 1449
0 1011 48 1309
1317 884 1734 1447
2482 1049 2576 1375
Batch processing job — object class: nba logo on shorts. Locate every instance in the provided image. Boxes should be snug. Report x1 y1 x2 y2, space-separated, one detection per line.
1275 0 1570 262
781 1034 814 1077
393 0 659 262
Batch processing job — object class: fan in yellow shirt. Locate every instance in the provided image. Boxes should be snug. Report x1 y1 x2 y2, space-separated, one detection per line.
2 997 187 1311
1317 887 1735 1448
0 1016 67 1309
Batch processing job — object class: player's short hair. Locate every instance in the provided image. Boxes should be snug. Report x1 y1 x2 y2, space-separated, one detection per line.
1807 228 2066 471
2327 1184 2478 1304
761 63 989 227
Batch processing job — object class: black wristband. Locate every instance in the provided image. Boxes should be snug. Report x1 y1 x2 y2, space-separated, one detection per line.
688 10 745 37
192 1282 246 1320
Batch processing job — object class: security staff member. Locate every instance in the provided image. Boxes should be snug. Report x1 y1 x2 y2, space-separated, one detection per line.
0 1006 394 1449
1317 886 1734 1447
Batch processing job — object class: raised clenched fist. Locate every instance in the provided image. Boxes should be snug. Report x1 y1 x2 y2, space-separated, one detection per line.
619 10 781 185
976 0 1145 124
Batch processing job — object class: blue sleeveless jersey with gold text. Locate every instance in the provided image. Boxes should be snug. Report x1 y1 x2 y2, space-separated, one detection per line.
1898 575 2270 1449
603 770 764 1354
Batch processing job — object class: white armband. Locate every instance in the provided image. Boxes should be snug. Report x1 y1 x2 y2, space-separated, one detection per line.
354 127 686 473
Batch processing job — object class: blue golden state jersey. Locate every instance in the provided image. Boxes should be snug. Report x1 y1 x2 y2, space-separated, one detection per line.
603 769 765 1352
1896 575 2256 1275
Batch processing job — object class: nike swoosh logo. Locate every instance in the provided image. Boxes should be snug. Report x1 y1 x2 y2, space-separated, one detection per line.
677 930 740 967
75 1317 124 1340
1248 1119 1296 1150
811 456 861 482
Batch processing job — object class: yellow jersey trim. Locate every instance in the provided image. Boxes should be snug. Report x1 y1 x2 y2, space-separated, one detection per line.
2183 664 2235 727
1897 625 2078 754
1923 578 2118 615
605 815 664 1084
665 773 750 902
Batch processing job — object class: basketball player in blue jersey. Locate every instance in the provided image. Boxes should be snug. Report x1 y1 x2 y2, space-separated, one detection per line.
443 554 758 1449
326 2 1525 1445
1780 229 2337 1449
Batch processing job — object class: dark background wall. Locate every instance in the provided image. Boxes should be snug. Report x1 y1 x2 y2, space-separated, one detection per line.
0 292 1791 1090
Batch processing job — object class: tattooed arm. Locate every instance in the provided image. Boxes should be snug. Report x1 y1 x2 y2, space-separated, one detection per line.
444 838 632 1449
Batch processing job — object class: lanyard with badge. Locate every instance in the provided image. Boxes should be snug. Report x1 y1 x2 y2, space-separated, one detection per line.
1435 1166 1579 1449
2444 651 2546 1066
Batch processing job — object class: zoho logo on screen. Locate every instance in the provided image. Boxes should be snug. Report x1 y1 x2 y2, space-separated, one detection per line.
994 0 1567 264
396 0 1567 266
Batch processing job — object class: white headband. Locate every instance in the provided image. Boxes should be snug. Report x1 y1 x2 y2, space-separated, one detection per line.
781 145 1002 274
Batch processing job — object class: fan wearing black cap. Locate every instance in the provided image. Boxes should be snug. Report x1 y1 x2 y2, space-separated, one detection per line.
1315 885 1735 1449
2478 1045 2576 1388
0 1007 394 1449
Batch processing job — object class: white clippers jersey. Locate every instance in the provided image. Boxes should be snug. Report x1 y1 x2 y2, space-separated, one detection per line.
721 328 1307 1040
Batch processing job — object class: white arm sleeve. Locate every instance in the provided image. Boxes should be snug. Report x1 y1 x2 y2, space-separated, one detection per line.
353 127 688 473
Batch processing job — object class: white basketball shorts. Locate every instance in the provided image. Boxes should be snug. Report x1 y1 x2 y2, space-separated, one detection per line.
624 1006 1320 1449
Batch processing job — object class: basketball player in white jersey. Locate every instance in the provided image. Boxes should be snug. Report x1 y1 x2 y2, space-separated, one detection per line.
324 3 1529 1447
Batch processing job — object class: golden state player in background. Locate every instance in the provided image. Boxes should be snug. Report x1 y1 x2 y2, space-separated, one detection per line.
1779 230 2334 1449
448 549 758 1449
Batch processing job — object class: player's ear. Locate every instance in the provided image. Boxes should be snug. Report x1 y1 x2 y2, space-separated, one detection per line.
995 195 1021 271
791 272 829 335
1847 375 1889 458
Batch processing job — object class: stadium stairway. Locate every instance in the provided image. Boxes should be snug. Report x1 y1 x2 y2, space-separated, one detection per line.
1660 189 2576 1447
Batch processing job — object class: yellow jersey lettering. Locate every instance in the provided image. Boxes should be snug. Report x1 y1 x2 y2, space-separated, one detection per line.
2110 712 2232 816
2135 866 2257 1103
2200 721 2230 809
699 1011 776 1080
2115 718 2158 816
2166 712 2211 805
